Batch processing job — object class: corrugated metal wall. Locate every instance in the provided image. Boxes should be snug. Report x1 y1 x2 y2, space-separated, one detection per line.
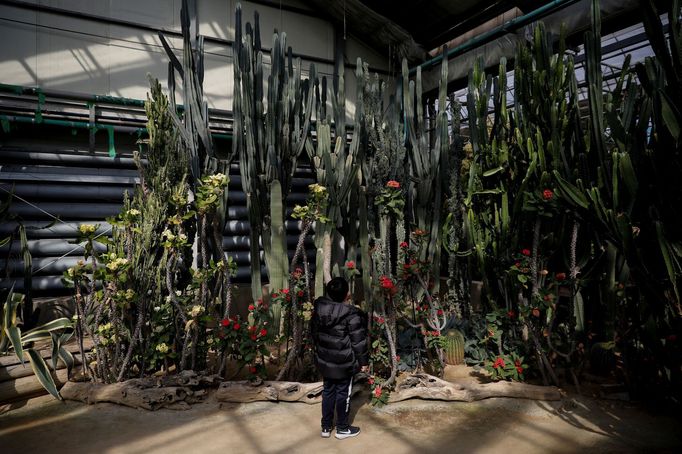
0 128 315 295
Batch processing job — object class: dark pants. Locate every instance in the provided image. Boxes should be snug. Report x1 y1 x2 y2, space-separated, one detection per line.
321 376 353 430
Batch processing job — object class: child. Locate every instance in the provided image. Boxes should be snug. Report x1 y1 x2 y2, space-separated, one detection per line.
310 277 369 439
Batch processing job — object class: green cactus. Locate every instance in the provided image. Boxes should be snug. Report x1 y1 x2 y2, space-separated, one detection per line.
443 329 465 366
308 59 364 296
233 4 314 300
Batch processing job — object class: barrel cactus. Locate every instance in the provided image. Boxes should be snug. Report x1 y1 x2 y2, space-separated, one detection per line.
443 329 465 365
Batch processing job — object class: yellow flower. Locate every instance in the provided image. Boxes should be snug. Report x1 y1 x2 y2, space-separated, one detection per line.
155 343 169 354
308 183 326 195
189 305 204 318
126 209 140 217
79 224 96 234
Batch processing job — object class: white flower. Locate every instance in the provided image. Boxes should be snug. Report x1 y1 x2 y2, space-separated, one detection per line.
127 208 140 217
154 306 162 312
175 290 182 296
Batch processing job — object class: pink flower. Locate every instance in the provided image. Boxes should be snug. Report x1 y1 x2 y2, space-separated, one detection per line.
374 386 382 398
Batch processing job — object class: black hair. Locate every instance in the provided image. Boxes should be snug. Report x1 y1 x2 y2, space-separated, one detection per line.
326 277 349 302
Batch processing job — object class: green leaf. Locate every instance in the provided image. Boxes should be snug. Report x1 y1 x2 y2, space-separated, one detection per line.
23 317 72 336
27 348 61 400
553 171 589 209
482 166 504 177
21 329 51 344
7 325 24 363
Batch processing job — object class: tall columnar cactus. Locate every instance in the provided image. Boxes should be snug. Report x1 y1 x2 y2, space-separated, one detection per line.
443 329 465 365
308 61 364 296
401 51 451 294
232 4 315 302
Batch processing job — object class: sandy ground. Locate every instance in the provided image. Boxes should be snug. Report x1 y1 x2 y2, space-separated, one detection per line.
1 388 681 454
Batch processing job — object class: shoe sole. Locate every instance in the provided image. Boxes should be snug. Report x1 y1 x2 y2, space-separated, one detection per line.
335 431 360 439
321 432 331 438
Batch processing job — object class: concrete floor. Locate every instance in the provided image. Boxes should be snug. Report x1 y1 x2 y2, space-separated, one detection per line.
1 390 681 454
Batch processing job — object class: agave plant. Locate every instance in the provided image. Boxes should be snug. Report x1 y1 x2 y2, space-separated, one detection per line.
1 287 73 399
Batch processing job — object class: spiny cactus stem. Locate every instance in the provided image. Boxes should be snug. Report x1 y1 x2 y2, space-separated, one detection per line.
530 217 541 297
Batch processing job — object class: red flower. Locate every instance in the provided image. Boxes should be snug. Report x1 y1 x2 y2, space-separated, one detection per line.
514 262 521 268
395 355 400 362
282 288 290 294
250 334 257 341
249 366 257 374
221 318 231 327
521 249 531 257
436 309 444 316
368 377 375 385
233 323 241 330
493 357 505 369
555 272 567 281
543 294 553 302
260 328 267 337
515 359 521 367
248 325 256 332
399 241 408 249
346 260 356 270
542 189 554 200
532 308 540 317
297 290 304 297
667 335 677 342
271 292 279 298
414 229 426 236
516 366 524 374
379 276 395 291
248 304 255 311
374 386 382 398
376 316 385 324
386 180 400 188
507 310 515 319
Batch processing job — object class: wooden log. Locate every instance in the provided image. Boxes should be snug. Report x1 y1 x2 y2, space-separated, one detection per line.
60 381 193 411
0 353 84 382
0 368 69 403
388 373 562 403
0 338 93 368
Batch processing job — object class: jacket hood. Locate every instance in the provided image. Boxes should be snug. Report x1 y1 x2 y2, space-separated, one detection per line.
313 296 354 328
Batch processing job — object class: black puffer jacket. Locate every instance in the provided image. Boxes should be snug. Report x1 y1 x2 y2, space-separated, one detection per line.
310 296 369 379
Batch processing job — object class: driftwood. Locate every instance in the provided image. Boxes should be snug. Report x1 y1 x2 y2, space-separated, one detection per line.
58 371 560 410
389 373 562 403
216 380 327 404
60 370 221 410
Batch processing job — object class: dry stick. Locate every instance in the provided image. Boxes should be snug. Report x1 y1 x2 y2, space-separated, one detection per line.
275 220 313 381
74 284 87 376
117 300 146 381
